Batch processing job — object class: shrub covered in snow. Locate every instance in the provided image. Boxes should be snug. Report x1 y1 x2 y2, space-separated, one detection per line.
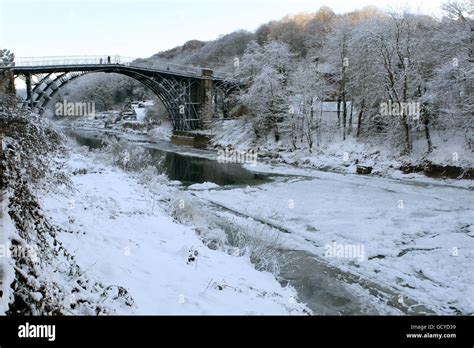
232 224 282 275
104 137 153 171
0 98 134 315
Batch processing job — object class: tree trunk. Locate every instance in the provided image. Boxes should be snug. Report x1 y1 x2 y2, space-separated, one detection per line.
342 97 347 141
336 96 341 128
348 101 353 134
402 112 411 154
423 107 433 153
356 99 365 138
308 96 314 151
401 69 411 154
341 65 347 141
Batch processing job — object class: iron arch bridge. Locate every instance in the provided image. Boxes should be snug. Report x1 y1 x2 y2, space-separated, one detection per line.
4 56 238 131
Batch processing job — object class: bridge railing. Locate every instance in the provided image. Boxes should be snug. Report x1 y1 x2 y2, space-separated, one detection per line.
14 55 134 66
12 55 233 79
130 58 202 76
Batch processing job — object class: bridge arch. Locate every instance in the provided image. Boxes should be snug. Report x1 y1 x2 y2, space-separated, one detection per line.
28 68 202 131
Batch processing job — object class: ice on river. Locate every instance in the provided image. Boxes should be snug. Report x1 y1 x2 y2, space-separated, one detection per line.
195 171 474 314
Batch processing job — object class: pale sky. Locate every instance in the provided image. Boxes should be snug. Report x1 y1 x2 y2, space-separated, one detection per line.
1 0 446 59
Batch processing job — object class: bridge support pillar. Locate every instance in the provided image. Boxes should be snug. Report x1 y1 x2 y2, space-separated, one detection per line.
25 73 33 108
200 69 214 129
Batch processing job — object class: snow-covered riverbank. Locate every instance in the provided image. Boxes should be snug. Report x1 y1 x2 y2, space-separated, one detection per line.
38 145 309 315
211 119 474 181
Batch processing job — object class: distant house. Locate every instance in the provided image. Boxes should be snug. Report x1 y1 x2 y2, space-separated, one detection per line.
321 101 358 126
290 101 358 126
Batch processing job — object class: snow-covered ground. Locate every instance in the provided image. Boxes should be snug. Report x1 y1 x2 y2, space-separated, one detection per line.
38 147 309 315
147 122 172 141
193 170 474 314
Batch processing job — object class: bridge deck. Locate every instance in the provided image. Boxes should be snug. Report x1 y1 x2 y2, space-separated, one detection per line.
0 56 232 82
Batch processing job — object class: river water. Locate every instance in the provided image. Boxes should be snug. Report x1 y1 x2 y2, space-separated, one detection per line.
65 129 269 186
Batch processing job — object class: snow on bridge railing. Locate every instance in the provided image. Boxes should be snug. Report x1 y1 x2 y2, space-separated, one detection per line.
11 55 232 79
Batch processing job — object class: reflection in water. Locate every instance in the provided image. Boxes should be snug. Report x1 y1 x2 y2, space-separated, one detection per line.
66 129 269 186
66 130 107 149
158 150 267 185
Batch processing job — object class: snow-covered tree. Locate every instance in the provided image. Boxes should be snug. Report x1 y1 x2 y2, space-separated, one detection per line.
288 62 329 150
427 1 473 146
323 15 353 141
239 66 289 141
0 49 14 66
237 41 293 142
